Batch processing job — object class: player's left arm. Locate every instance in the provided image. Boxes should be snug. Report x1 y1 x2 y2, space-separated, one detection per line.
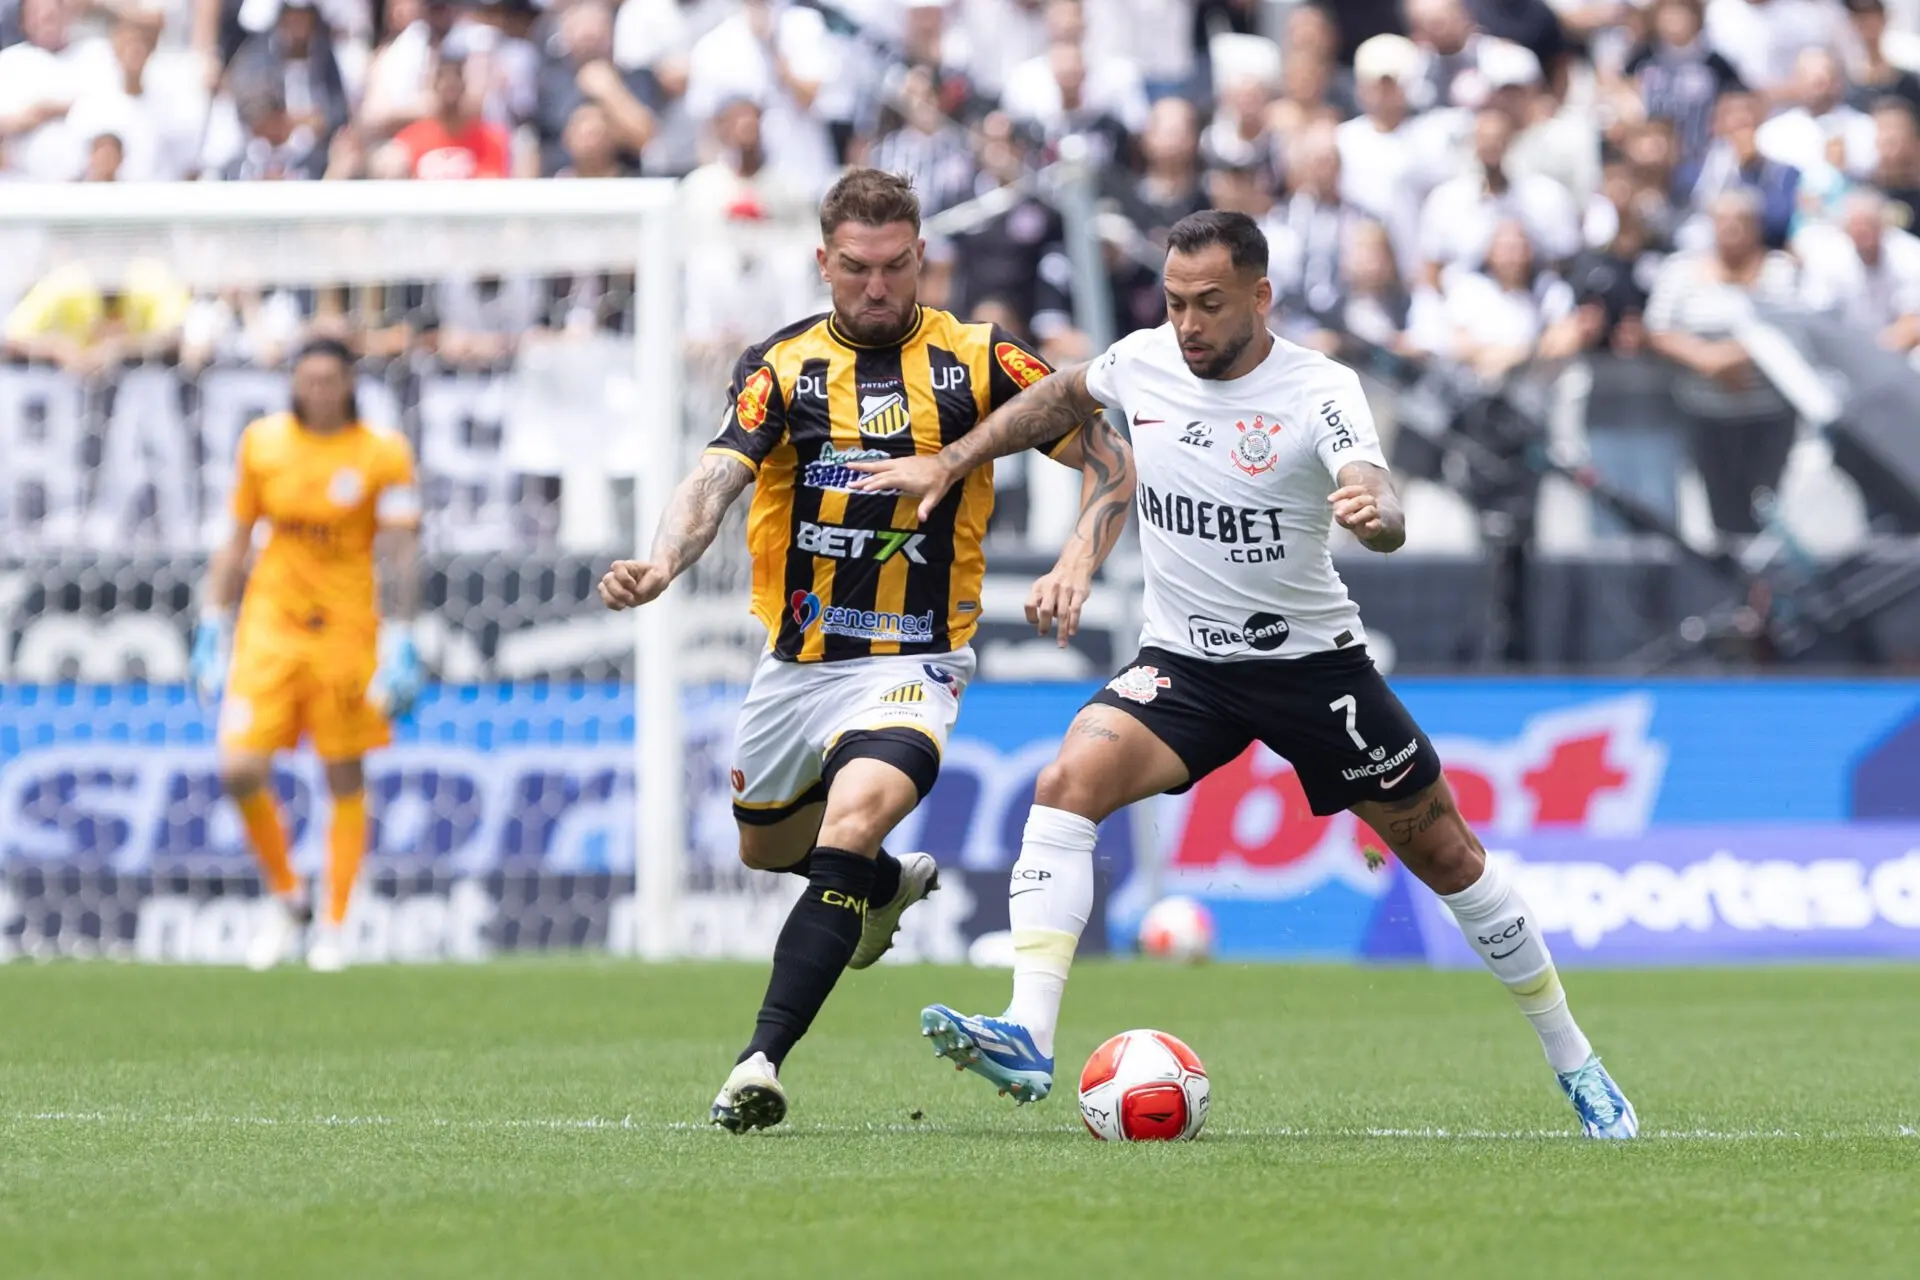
1029 408 1137 646
373 441 425 715
1329 461 1406 554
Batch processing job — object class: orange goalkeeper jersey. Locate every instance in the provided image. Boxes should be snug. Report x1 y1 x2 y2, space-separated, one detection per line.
231 413 420 649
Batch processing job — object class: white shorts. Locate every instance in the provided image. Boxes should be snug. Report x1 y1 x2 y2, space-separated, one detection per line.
729 646 976 823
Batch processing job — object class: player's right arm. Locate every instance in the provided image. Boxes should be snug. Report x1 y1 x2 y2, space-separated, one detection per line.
193 426 262 702
846 361 1103 523
600 348 780 611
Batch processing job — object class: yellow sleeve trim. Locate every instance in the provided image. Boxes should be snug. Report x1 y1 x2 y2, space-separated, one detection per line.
704 446 761 475
1045 424 1085 459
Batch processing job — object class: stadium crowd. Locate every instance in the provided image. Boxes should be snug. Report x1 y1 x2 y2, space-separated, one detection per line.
7 0 1920 539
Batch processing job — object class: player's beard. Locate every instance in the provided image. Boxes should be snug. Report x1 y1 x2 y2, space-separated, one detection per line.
836 298 917 346
1184 317 1258 381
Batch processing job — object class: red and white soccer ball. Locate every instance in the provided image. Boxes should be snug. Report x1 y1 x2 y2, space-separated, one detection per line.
1137 895 1215 962
1078 1029 1211 1141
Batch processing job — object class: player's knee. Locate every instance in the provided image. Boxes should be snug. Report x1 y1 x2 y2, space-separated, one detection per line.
324 758 364 796
1411 829 1483 896
220 759 270 798
1033 758 1107 821
736 833 793 872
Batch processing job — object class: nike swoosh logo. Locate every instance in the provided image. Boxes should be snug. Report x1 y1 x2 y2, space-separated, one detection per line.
1009 888 1043 898
1133 415 1164 426
1489 942 1527 960
1380 762 1418 790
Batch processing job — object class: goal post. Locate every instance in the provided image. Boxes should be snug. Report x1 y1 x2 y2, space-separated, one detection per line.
0 177 693 957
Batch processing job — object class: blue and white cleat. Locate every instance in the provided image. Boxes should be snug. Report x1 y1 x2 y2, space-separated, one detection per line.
1557 1054 1639 1139
920 1005 1054 1104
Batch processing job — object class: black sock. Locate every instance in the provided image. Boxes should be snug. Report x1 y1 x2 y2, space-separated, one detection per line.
741 848 875 1068
868 847 901 907
776 848 899 904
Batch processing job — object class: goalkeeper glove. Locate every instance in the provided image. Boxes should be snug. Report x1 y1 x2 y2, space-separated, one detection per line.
189 611 231 705
372 623 424 721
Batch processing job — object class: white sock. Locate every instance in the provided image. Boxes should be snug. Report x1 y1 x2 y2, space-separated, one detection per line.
1002 805 1096 1059
1440 857 1593 1074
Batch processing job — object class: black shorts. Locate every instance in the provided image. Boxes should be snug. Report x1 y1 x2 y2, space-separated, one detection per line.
1087 645 1441 816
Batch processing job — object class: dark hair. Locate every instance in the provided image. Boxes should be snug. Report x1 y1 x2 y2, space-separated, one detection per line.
291 337 359 423
1165 210 1269 275
819 167 921 239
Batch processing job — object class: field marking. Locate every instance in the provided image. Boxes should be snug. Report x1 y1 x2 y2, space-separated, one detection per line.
9 1112 1916 1142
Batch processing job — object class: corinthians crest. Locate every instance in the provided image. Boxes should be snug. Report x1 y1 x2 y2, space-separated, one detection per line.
1230 414 1282 475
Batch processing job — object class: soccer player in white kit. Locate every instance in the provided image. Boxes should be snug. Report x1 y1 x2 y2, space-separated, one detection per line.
851 211 1638 1139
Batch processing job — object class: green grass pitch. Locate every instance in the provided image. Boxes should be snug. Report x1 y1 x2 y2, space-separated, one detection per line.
3 960 1916 1279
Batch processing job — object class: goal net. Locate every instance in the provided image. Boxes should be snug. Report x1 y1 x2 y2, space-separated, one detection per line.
0 179 808 963
0 179 1140 965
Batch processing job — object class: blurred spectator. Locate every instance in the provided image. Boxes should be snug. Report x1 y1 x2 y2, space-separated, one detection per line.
226 0 350 159
383 44 511 178
1869 96 1920 227
1340 34 1469 277
1682 90 1801 247
1274 2 1357 126
1621 0 1746 175
1843 0 1920 114
426 273 542 366
3 259 190 375
1267 121 1361 319
1417 105 1583 288
947 111 1073 344
1755 47 1877 181
557 101 635 179
1091 0 1197 103
687 0 839 196
1201 56 1282 194
1646 188 1802 536
1798 187 1920 347
957 0 1051 102
0 0 118 180
1570 199 1658 351
1496 39 1602 205
532 0 656 177
1004 39 1130 167
1704 0 1845 98
1110 97 1209 248
890 0 980 119
216 76 326 178
1004 0 1149 147
613 0 732 176
1467 0 1568 72
1444 218 1585 381
1297 218 1442 357
1406 0 1489 111
679 96 818 232
466 0 544 131
361 0 475 135
867 64 976 218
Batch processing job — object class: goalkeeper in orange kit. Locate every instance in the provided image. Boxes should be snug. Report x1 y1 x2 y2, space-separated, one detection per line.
191 339 424 972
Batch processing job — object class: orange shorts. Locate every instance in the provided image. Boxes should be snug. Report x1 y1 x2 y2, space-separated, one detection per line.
219 634 389 761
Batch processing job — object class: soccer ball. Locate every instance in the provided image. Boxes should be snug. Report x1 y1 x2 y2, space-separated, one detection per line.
1078 1029 1211 1141
1137 895 1215 962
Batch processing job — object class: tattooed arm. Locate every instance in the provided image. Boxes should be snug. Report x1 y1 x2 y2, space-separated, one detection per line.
1028 407 1137 646
846 363 1103 522
598 453 754 610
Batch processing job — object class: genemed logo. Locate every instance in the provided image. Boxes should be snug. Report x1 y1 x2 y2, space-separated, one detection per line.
790 590 822 631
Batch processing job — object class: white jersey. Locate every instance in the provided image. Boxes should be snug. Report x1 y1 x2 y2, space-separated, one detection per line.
1084 325 1389 661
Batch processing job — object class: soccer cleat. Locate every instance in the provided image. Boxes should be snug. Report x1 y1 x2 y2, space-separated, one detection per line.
710 1052 787 1133
919 1005 1054 1104
848 852 939 970
306 925 347 973
246 897 311 971
1557 1054 1639 1139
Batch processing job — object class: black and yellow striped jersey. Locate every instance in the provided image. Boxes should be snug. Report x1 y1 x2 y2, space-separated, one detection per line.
705 306 1078 663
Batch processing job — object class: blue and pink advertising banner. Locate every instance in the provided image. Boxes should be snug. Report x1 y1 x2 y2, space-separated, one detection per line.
4 678 1919 963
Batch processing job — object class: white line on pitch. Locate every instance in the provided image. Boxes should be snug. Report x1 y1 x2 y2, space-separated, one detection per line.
8 1112 1915 1141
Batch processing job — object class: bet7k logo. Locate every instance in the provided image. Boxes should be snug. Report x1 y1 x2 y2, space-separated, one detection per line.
874 531 926 563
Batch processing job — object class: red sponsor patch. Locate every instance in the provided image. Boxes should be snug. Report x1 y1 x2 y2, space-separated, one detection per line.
730 768 746 793
735 366 776 433
994 341 1051 390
